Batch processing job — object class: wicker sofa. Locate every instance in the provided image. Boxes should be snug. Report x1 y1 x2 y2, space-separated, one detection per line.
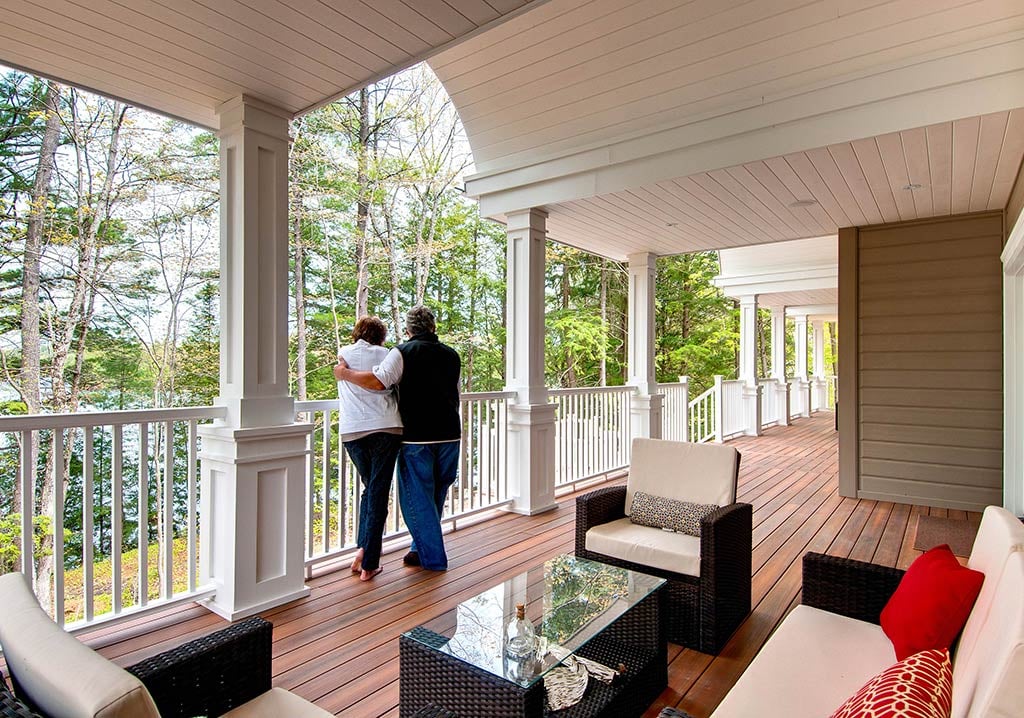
575 438 751 654
665 505 1024 718
0 572 331 718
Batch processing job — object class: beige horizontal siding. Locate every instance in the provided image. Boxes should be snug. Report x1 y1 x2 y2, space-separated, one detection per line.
857 212 1003 511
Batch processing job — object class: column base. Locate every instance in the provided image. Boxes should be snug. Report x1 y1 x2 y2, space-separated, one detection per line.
507 403 558 514
198 421 313 621
630 393 665 440
742 383 763 437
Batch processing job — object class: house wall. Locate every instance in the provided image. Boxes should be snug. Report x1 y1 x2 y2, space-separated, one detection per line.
838 212 1004 511
1009 160 1024 242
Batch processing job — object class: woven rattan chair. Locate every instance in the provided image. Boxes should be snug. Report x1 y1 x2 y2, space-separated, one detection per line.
575 438 751 654
0 572 330 718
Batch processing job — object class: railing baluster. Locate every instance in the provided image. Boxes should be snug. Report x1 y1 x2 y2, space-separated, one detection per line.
53 430 65 626
83 427 94 623
139 422 148 608
19 429 34 579
162 420 173 600
304 410 315 562
187 420 197 593
112 424 123 614
321 409 330 555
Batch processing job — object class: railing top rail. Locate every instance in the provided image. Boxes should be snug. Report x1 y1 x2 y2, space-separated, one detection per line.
721 379 745 386
688 385 715 407
462 391 517 401
656 382 687 389
548 385 636 397
0 405 227 432
294 399 338 412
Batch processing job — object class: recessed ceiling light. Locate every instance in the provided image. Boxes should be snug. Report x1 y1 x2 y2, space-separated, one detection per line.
665 222 677 227
789 199 817 208
903 183 923 190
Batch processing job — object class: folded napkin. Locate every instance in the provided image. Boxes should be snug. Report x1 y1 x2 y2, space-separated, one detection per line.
543 642 619 711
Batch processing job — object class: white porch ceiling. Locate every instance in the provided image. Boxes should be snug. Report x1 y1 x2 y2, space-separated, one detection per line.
0 0 541 129
436 0 1024 261
542 109 1024 260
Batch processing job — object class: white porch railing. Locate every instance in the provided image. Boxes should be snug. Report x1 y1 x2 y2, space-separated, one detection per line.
658 380 690 442
549 386 632 487
758 378 784 428
688 383 719 443
827 375 838 409
789 379 811 419
721 379 747 439
296 390 516 571
0 406 224 631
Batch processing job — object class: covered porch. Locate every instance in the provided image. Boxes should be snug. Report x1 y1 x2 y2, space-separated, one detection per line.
75 413 965 717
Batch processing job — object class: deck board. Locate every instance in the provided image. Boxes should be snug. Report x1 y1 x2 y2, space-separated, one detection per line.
58 413 981 716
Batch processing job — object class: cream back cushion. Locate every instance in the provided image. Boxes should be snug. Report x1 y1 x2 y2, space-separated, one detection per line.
0 572 160 718
949 508 1024 718
626 438 738 516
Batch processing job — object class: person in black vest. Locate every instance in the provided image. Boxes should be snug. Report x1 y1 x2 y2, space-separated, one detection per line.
334 305 461 571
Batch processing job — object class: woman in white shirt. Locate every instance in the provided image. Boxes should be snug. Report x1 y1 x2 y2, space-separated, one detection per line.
334 316 402 581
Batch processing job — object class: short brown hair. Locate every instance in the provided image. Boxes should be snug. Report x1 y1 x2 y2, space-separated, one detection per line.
352 316 387 346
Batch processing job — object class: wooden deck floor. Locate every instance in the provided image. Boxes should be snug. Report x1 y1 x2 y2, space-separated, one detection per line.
75 412 979 717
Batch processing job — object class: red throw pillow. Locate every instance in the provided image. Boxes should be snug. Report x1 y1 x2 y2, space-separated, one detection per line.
880 544 984 661
829 648 952 718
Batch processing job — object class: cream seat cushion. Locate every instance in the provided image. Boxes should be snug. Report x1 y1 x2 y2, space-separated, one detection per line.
0 572 160 718
221 688 333 717
585 518 701 576
710 605 896 718
626 439 738 516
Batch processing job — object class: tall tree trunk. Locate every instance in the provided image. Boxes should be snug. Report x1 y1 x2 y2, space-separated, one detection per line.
562 262 576 388
465 223 479 390
17 81 61 524
292 203 307 400
599 260 607 386
354 87 370 318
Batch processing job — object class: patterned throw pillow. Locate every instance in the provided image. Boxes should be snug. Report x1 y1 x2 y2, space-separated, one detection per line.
829 648 952 718
629 491 718 537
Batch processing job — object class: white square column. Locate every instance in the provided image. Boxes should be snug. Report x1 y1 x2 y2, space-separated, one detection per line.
199 96 312 620
505 209 557 515
627 252 664 439
790 313 811 419
739 295 762 436
810 319 829 411
769 307 790 427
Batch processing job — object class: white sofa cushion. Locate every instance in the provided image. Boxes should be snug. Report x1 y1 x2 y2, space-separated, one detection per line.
0 572 160 718
710 605 896 718
626 439 738 516
952 505 1024 717
585 518 701 576
221 688 333 717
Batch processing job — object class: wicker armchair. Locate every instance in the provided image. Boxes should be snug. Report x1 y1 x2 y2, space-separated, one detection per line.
0 572 330 718
575 438 751 654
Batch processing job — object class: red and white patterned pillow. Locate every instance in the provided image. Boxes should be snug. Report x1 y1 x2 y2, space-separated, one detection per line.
829 648 952 718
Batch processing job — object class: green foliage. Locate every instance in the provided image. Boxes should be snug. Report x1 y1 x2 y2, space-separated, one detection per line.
0 513 67 574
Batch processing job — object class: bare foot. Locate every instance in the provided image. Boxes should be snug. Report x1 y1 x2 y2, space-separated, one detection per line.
350 548 364 574
359 567 383 582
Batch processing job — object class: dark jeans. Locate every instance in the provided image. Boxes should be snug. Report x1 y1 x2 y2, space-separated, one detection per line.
398 441 460 570
344 432 402 571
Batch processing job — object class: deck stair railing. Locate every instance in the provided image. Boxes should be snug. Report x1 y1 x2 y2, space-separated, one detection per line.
687 376 723 444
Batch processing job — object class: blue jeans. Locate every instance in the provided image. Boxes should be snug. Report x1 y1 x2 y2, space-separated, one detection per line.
398 441 460 570
344 432 402 571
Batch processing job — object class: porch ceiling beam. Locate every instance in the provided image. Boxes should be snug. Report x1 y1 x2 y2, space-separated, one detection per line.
713 268 838 298
468 40 1024 218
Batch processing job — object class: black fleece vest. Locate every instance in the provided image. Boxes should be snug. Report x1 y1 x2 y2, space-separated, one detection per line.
396 332 461 442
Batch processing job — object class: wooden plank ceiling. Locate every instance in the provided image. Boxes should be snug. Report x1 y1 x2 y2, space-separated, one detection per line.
0 0 540 129
542 110 1024 260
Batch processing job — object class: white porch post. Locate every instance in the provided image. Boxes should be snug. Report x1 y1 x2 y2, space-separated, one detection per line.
627 252 664 439
792 313 811 418
811 319 828 411
769 307 790 427
198 96 312 620
505 209 557 515
738 295 762 436
1002 206 1024 516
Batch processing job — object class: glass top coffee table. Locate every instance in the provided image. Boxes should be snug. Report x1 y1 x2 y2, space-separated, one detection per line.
399 554 667 718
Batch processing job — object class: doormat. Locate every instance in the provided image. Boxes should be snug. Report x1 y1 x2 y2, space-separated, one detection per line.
913 515 980 558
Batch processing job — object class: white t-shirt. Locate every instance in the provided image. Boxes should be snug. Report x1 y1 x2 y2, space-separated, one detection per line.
337 340 402 439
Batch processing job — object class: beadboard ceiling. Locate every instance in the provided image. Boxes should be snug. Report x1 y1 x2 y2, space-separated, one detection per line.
0 0 541 129
539 109 1024 260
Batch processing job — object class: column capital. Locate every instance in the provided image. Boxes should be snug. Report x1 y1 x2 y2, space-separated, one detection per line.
216 95 291 139
505 207 549 233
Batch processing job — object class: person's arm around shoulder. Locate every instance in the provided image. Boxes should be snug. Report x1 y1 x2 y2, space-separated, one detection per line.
334 346 402 391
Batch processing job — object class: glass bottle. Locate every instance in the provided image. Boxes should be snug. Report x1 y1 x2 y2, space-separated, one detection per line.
504 603 536 660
